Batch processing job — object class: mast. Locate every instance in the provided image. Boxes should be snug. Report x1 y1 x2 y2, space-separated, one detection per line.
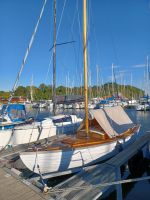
65 76 67 95
30 75 34 102
80 73 83 95
146 56 149 96
130 73 133 100
96 65 99 97
112 63 114 96
83 0 89 136
53 0 57 115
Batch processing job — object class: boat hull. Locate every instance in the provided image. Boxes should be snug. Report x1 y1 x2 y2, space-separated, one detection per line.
0 129 13 150
20 133 137 174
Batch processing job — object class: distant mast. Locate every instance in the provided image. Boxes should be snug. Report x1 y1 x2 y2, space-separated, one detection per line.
83 0 89 136
146 56 149 96
30 75 34 102
112 63 114 96
96 65 99 97
53 0 57 115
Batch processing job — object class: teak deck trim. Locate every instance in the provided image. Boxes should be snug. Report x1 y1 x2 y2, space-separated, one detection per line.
43 124 140 151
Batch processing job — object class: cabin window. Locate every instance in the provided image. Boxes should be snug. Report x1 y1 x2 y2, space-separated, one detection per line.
53 116 72 124
9 109 26 121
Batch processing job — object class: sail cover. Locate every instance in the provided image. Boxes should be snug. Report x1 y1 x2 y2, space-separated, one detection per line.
90 106 134 138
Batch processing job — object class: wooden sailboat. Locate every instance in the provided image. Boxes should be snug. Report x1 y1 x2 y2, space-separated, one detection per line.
20 0 140 175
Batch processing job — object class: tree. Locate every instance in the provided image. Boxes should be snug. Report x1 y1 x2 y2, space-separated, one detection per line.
14 86 26 97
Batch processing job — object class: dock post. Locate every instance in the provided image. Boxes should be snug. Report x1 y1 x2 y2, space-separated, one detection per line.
116 167 123 200
145 141 150 159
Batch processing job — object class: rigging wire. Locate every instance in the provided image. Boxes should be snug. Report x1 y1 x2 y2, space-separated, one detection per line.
44 0 67 90
6 0 48 109
77 0 83 92
70 1 80 94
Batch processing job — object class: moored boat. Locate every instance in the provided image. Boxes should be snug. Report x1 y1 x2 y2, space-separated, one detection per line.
20 106 140 174
136 102 150 111
0 104 82 149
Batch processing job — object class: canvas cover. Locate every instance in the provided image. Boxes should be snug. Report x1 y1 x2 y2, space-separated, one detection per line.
1 104 26 122
90 106 134 138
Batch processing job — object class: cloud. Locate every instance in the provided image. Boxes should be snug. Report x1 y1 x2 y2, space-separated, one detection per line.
113 65 120 69
118 70 131 74
132 64 146 68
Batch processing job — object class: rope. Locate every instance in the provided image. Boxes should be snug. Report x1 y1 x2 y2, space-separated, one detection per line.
35 148 51 193
4 0 47 116
47 175 150 193
56 0 67 39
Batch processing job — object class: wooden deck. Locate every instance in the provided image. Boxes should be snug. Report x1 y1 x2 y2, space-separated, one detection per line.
50 132 150 200
0 167 51 200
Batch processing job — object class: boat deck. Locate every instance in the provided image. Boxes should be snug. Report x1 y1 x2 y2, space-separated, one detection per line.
45 125 139 150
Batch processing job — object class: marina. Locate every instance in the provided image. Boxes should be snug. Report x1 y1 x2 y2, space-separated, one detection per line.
1 0 150 199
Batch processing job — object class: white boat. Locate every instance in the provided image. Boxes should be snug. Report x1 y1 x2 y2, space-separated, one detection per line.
39 102 47 108
20 106 140 174
9 115 82 146
73 103 80 109
136 103 150 111
0 104 30 150
32 101 48 109
88 103 95 109
0 104 82 149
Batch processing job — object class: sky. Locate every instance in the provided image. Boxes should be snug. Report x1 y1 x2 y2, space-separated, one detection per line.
1 0 150 91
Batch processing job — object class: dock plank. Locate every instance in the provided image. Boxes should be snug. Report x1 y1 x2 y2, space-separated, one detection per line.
0 168 48 200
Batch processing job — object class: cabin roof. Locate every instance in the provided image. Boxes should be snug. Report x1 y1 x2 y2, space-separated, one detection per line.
50 115 71 120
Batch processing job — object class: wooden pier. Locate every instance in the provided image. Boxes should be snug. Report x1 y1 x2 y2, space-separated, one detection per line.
0 167 50 200
0 132 150 200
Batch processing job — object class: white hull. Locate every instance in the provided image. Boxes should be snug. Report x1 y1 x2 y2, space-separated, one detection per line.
136 104 150 111
0 115 82 149
9 122 80 146
20 134 137 174
0 129 13 150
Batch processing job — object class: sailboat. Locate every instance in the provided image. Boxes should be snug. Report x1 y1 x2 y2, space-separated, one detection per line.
20 0 140 175
0 103 82 149
0 0 82 150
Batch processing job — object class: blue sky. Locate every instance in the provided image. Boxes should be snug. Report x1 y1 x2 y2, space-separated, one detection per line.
1 0 150 91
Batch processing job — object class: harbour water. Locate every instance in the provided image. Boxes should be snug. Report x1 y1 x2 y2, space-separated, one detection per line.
122 110 150 200
99 109 150 200
27 107 150 200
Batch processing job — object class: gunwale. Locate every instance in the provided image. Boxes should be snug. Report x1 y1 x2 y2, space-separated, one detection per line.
27 124 140 152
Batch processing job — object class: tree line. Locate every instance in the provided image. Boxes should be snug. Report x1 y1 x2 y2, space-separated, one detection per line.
0 83 144 100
